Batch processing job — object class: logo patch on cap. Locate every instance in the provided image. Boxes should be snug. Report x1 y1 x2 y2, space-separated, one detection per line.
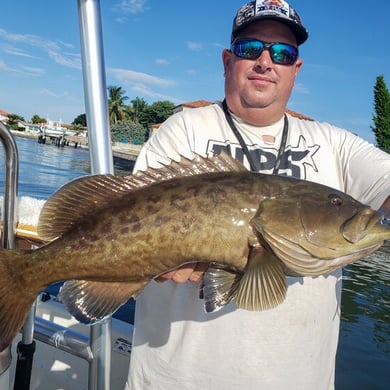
256 0 290 18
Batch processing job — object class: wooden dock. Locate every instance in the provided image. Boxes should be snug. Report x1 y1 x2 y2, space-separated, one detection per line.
11 130 141 167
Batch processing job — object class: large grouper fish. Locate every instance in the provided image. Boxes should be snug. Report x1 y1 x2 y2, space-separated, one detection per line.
0 151 389 351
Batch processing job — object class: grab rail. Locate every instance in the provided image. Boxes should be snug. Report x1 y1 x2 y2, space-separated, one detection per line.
78 1 113 388
0 121 18 251
0 120 19 380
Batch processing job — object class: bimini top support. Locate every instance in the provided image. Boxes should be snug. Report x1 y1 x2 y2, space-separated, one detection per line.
78 0 114 176
77 1 113 389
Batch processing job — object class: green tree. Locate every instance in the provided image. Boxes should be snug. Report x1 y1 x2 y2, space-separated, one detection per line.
106 86 175 141
107 86 131 124
111 120 148 144
130 97 148 123
148 100 174 123
7 113 25 130
72 113 87 127
371 74 390 152
140 100 174 129
31 114 46 124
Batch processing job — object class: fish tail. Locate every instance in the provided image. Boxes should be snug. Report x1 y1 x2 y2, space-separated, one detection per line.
0 249 38 352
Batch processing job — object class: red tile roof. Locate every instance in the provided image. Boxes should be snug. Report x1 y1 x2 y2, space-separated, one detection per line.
175 100 214 109
285 108 313 121
176 100 314 121
0 108 11 117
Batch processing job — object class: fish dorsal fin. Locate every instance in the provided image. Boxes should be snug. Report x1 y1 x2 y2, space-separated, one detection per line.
37 174 140 241
38 151 246 241
133 150 247 183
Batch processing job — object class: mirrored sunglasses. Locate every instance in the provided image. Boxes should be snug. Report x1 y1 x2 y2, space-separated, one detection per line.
231 39 298 66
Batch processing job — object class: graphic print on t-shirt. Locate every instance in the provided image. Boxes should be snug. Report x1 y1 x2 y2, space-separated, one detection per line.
207 135 320 179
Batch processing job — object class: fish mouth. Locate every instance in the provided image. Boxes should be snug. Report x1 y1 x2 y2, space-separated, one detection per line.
261 228 383 276
342 208 384 243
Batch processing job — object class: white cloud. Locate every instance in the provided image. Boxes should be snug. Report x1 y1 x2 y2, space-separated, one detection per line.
115 17 129 23
39 89 79 103
184 69 198 75
108 67 179 102
109 67 175 87
131 84 180 103
211 42 225 49
112 0 147 14
47 50 80 69
0 28 80 69
155 58 169 65
0 43 33 58
20 65 45 76
40 88 59 97
294 82 309 94
0 59 19 73
187 41 203 51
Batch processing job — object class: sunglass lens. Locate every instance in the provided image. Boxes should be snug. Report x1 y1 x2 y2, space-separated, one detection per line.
270 43 298 65
234 40 264 60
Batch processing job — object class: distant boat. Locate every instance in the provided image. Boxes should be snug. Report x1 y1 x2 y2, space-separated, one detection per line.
40 120 77 137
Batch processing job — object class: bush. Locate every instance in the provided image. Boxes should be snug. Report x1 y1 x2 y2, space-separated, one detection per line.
110 120 148 144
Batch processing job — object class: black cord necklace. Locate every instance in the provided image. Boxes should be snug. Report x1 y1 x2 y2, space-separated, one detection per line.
222 99 289 174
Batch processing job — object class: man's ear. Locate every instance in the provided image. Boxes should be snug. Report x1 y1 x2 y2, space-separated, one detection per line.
222 49 233 75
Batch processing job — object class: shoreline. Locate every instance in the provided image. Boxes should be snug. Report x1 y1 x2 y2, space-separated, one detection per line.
9 130 141 161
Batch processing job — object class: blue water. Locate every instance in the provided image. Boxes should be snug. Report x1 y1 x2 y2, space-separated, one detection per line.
0 136 132 199
1 136 389 388
336 245 390 388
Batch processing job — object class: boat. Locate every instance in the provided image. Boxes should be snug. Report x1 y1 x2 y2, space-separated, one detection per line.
0 1 133 388
39 120 77 139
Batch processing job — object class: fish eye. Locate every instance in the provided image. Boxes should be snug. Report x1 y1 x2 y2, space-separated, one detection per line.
328 194 342 206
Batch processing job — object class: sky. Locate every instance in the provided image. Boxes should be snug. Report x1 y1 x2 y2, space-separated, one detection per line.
0 0 389 144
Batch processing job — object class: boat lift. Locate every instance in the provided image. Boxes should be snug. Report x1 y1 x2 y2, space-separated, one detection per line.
0 0 115 388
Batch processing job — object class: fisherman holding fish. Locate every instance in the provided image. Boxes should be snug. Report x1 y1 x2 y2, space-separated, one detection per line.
0 0 388 388
126 1 390 389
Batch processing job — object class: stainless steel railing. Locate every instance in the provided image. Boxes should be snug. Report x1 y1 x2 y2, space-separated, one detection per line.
0 120 18 382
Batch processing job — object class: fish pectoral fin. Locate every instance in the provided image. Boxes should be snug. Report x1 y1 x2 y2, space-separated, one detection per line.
236 249 287 311
58 280 147 324
201 267 243 313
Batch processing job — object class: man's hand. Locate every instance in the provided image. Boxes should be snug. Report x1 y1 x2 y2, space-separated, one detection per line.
155 262 209 284
380 195 390 226
380 195 390 217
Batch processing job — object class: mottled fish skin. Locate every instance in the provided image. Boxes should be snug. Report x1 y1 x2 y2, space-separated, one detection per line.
34 173 264 282
0 152 388 352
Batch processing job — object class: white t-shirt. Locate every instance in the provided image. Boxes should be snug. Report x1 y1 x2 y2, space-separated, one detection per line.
125 102 390 390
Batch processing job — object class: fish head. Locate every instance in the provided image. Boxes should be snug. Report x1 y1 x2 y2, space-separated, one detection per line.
252 185 390 275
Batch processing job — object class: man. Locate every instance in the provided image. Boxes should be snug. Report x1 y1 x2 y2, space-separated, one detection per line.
125 1 390 389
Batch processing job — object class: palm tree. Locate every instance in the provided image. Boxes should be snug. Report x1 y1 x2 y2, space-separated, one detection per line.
130 97 148 123
107 86 131 124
